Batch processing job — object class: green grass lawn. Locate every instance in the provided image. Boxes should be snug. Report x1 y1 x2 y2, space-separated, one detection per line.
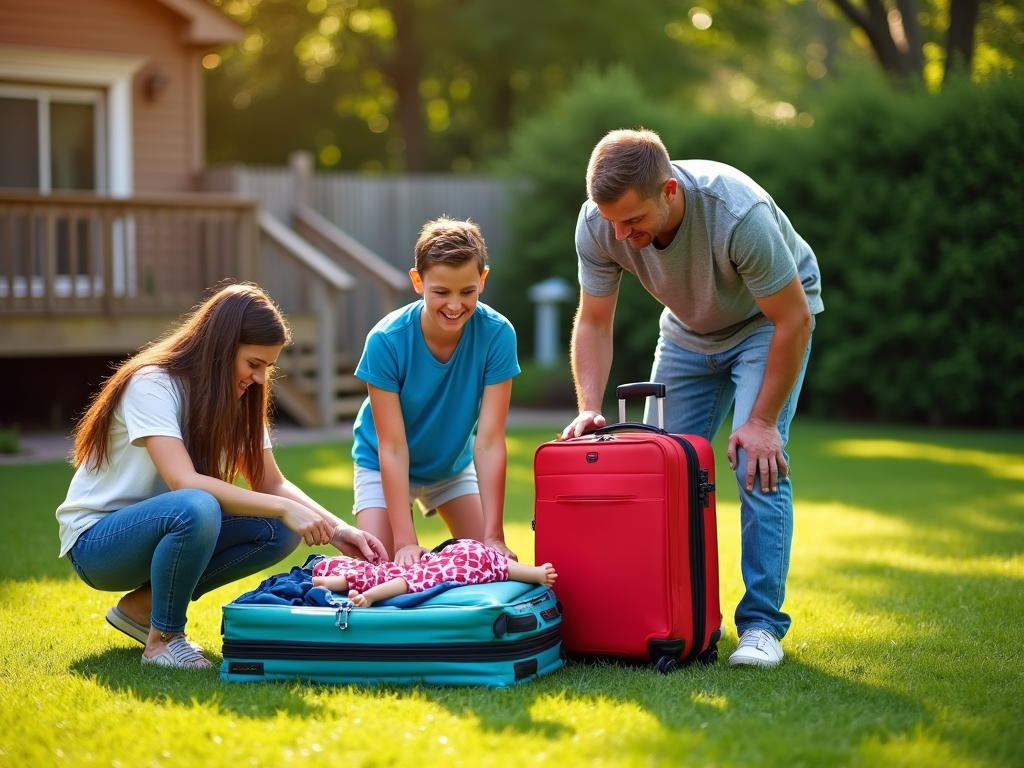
1 420 1022 768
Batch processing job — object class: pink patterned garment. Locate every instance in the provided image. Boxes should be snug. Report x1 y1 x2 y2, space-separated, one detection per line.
313 539 510 593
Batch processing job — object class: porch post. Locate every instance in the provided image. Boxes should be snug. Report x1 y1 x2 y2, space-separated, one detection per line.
310 278 337 427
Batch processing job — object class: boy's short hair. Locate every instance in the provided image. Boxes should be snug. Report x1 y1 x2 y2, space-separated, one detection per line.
586 128 674 205
414 217 488 275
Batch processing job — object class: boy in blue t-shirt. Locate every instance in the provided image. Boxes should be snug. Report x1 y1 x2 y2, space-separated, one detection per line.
351 217 521 565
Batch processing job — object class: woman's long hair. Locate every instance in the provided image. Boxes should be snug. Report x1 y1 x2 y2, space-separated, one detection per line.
72 282 292 490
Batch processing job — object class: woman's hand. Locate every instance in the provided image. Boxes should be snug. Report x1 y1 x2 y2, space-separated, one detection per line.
332 524 389 563
394 543 430 566
280 503 335 546
485 537 518 562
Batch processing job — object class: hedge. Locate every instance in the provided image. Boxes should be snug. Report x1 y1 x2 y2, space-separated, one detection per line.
494 69 1024 426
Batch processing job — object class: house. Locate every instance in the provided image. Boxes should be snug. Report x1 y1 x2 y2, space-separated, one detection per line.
0 0 400 429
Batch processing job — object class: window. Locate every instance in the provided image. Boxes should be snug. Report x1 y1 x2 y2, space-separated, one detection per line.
0 85 106 192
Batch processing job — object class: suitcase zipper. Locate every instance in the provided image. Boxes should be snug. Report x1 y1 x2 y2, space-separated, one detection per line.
666 435 708 663
222 625 562 663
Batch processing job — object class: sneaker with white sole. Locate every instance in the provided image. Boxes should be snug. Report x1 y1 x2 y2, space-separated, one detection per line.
729 628 784 668
141 635 211 669
106 606 206 655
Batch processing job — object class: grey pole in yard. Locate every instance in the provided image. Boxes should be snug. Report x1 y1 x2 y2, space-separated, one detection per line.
527 276 574 368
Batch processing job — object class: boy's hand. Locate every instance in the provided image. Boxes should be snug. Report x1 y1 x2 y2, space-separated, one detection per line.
394 543 430 566
485 537 518 562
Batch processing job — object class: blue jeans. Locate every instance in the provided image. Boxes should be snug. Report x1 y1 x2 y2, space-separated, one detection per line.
66 489 301 634
647 322 812 640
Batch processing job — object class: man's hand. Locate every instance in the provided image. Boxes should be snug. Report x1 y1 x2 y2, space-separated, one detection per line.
332 524 389 563
727 419 789 493
558 410 607 441
394 543 430 566
485 537 518 562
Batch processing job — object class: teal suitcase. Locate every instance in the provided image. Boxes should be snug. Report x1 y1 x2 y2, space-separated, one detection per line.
220 578 564 688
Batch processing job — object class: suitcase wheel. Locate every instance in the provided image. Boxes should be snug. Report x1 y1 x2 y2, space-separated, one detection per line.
654 656 678 675
696 644 719 666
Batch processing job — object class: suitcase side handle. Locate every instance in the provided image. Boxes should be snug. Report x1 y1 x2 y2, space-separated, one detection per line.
615 381 666 429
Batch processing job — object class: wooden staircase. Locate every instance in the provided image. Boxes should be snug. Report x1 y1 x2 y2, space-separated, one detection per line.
273 333 368 425
257 198 408 427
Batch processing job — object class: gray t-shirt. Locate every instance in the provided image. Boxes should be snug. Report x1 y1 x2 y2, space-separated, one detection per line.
576 160 823 354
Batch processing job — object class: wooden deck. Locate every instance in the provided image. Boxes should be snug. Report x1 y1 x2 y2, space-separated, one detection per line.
0 191 259 355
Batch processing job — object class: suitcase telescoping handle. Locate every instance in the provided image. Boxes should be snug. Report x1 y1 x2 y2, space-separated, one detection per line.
593 381 668 436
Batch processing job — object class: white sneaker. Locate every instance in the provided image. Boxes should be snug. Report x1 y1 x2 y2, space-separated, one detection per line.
729 629 784 668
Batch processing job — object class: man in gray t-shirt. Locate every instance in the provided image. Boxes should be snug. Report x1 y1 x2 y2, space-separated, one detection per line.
559 129 823 669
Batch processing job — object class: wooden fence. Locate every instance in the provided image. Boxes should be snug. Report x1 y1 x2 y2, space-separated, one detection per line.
206 162 515 271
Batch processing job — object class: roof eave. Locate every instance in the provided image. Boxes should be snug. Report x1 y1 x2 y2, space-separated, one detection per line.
152 0 243 46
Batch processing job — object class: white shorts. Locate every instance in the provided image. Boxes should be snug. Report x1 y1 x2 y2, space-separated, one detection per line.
352 463 479 517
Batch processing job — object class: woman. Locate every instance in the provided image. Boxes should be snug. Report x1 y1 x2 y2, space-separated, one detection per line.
57 282 387 669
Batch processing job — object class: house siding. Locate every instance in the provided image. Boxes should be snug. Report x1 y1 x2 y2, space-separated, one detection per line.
0 0 216 192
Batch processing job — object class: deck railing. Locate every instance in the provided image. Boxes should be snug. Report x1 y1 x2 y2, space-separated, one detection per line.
0 191 259 316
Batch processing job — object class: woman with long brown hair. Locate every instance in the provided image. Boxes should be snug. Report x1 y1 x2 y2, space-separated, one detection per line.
56 282 387 669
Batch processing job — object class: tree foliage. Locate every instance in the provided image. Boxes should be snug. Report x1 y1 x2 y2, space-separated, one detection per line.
824 0 1023 88
204 0 793 172
204 0 1024 172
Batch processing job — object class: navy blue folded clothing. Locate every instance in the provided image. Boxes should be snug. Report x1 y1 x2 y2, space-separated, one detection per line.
230 554 459 608
231 562 335 606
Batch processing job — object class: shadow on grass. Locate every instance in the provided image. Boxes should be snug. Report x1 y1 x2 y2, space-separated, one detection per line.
394 654 928 764
71 644 928 765
70 648 321 717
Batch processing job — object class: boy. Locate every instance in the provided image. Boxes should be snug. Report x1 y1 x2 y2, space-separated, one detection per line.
352 217 520 565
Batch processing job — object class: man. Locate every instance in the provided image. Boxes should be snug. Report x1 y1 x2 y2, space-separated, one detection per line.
560 129 823 668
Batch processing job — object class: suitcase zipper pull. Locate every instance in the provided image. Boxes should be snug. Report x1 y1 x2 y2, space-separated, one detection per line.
334 600 353 631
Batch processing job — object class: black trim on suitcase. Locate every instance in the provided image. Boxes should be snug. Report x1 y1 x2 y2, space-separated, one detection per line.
514 659 539 680
222 625 561 663
492 613 539 636
227 661 265 676
667 435 708 664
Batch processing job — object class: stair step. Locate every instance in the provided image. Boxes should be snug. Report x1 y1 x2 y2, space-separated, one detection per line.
280 373 365 396
334 396 368 418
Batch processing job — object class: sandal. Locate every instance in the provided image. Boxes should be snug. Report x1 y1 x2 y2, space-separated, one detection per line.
141 635 211 669
106 606 206 655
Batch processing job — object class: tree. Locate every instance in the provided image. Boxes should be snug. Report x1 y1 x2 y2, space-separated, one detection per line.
825 0 1023 85
203 0 781 172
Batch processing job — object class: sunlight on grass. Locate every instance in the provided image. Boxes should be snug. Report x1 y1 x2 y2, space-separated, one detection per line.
507 463 535 485
303 464 354 489
794 502 1023 579
859 725 981 768
2 423 1023 768
827 439 1024 481
528 692 676 758
691 691 729 711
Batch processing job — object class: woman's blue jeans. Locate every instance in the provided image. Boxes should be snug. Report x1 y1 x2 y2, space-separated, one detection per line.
66 489 301 634
647 322 812 641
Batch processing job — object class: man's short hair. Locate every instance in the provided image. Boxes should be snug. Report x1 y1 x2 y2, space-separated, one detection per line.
586 128 674 205
414 217 488 274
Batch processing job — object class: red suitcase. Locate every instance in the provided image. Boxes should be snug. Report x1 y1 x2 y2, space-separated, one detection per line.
533 382 722 672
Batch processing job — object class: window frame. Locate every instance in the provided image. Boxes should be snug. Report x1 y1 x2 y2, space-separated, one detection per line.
0 44 146 197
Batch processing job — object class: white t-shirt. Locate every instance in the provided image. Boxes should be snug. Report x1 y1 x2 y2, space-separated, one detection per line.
55 366 270 557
